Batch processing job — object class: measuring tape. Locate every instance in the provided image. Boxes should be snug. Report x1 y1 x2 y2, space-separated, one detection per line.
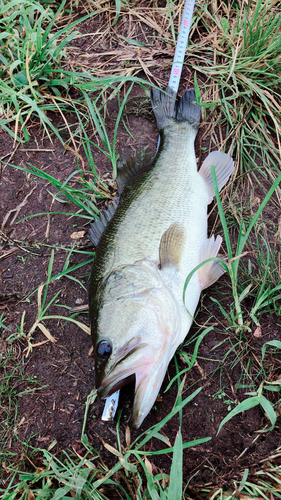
102 0 195 423
169 0 195 93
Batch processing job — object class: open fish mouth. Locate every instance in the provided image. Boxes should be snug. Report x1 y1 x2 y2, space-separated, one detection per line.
97 368 151 429
96 340 171 429
96 342 161 428
97 373 136 399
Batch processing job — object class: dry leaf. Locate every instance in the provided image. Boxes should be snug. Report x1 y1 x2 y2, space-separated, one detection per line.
71 231 86 240
144 456 153 475
103 442 121 457
2 462 8 472
275 215 281 242
253 326 262 338
125 425 131 448
37 322 57 343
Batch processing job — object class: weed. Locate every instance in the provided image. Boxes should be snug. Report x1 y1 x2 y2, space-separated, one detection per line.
0 345 42 483
212 389 238 411
217 381 278 434
0 312 10 331
0 0 95 142
1 383 210 498
6 250 90 355
212 164 281 331
191 0 281 177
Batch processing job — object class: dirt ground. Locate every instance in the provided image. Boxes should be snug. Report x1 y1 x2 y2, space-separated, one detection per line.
1 7 281 491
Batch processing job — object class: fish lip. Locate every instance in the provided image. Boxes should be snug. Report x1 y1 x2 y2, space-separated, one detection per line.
97 374 135 399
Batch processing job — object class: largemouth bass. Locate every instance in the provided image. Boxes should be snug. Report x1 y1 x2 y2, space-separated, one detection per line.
89 87 234 429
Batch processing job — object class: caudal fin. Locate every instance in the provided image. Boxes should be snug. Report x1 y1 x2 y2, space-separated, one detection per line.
151 87 201 131
177 89 201 129
151 86 177 131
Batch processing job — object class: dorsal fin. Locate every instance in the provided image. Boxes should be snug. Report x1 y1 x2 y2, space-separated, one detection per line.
116 151 155 195
159 222 186 270
88 198 119 246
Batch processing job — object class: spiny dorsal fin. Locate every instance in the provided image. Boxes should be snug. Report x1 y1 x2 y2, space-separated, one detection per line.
199 151 234 204
198 235 226 290
116 151 155 195
88 198 119 246
159 222 186 270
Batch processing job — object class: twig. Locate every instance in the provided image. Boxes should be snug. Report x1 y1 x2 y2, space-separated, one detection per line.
1 184 37 229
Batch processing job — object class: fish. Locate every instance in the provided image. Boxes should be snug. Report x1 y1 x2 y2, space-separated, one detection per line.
88 86 234 429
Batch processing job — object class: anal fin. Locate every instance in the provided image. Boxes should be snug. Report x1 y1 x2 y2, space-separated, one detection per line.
198 235 226 290
199 151 234 204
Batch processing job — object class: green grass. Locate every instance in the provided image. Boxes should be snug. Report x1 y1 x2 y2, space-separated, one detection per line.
1 382 210 499
212 165 281 330
0 0 153 149
0 344 43 484
191 0 281 178
5 249 91 356
0 0 98 143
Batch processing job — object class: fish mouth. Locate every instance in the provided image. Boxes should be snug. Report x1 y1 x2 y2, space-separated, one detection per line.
96 339 169 429
97 367 152 430
97 340 154 399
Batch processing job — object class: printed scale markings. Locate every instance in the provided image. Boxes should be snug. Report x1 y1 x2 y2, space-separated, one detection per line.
102 0 196 422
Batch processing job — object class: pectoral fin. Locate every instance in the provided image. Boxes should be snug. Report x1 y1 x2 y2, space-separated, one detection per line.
199 151 234 204
159 222 186 270
198 235 226 290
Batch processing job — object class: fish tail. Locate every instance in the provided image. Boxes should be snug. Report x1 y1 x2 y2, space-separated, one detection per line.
151 86 177 131
151 86 201 131
177 89 201 130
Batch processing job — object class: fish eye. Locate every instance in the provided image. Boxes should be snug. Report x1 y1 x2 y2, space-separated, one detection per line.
97 340 112 360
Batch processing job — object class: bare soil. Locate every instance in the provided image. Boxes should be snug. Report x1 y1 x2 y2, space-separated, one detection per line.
0 6 281 493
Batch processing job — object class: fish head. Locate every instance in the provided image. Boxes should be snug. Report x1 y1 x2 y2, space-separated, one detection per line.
90 263 179 429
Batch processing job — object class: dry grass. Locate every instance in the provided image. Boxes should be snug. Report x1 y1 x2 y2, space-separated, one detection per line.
65 0 188 85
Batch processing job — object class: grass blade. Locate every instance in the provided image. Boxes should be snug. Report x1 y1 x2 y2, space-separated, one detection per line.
167 429 183 500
